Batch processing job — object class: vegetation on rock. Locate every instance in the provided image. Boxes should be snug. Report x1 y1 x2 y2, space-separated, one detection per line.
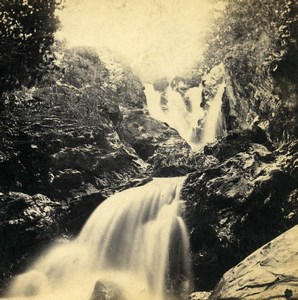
201 0 298 142
0 0 297 298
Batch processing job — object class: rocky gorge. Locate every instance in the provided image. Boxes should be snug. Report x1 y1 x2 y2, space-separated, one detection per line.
0 47 196 293
1 1 298 299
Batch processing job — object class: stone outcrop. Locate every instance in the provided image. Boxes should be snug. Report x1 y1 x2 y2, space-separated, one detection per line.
0 192 66 289
89 280 125 300
182 133 298 290
210 225 298 300
120 111 195 176
190 291 212 300
222 60 298 145
0 47 150 206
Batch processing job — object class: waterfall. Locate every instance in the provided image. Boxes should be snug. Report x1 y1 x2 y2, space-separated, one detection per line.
144 80 225 151
6 178 192 300
200 82 226 146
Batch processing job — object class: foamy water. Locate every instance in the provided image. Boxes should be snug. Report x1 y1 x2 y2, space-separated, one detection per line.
6 178 192 300
144 80 225 151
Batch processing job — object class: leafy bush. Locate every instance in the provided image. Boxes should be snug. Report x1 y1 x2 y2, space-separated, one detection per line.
0 0 63 96
204 0 298 81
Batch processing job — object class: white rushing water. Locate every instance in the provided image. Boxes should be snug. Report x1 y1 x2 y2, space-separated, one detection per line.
5 70 226 300
6 178 192 300
144 80 225 151
200 83 225 146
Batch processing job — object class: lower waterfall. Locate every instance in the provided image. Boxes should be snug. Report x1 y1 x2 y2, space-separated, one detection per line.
6 177 192 300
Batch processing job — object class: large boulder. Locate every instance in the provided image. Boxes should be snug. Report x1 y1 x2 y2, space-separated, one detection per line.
89 280 125 300
182 138 298 290
203 126 273 162
120 110 196 176
210 225 298 300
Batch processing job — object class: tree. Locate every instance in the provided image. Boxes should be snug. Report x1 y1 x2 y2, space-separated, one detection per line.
203 0 298 80
0 0 63 96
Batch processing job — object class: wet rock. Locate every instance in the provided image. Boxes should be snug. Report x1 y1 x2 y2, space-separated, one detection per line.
52 169 83 190
0 192 64 231
193 154 220 171
190 291 212 300
182 140 298 290
0 192 66 290
210 225 298 300
203 127 273 162
120 111 196 176
153 78 169 92
65 183 105 233
201 63 225 102
89 280 125 300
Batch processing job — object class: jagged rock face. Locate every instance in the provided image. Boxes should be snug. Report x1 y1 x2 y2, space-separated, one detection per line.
0 47 195 291
0 192 66 290
221 58 298 145
203 126 273 161
0 48 149 202
120 111 195 176
0 112 148 229
182 133 298 290
210 225 298 300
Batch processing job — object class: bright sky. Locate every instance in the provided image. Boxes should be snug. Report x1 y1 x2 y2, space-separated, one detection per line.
57 0 220 81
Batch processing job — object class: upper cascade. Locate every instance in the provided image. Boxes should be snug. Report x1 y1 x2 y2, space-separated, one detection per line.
144 64 226 151
6 177 192 300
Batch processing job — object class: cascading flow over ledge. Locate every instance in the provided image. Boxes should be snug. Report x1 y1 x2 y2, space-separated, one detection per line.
6 177 192 300
144 64 226 151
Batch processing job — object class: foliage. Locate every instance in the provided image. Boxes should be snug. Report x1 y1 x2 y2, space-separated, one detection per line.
3 45 124 128
0 0 63 95
201 0 298 140
47 47 112 124
1 42 146 131
204 0 298 81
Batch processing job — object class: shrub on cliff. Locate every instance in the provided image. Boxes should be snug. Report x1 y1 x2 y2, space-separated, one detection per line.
205 0 298 79
38 46 114 125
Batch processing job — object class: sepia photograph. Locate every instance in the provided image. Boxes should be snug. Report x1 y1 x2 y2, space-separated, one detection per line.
0 0 297 299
